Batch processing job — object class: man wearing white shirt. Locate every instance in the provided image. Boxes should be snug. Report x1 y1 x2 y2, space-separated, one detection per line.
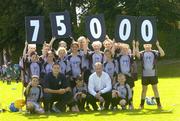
88 62 112 111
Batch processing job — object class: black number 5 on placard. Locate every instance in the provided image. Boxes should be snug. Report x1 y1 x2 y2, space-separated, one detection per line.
25 16 44 44
50 11 72 39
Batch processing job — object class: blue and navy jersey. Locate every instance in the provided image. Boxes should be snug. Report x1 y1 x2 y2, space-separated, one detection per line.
73 83 88 95
117 54 133 76
24 59 42 78
25 85 43 102
113 83 132 100
56 57 70 75
67 54 82 78
103 59 118 79
88 51 104 72
42 62 53 74
79 49 90 70
140 50 160 77
29 62 41 77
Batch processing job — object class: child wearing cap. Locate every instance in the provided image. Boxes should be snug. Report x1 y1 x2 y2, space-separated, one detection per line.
24 75 44 114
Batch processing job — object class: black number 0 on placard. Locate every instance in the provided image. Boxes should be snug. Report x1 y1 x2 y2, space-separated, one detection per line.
85 14 106 42
115 16 136 43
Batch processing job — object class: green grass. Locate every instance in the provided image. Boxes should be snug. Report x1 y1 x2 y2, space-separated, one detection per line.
0 60 180 121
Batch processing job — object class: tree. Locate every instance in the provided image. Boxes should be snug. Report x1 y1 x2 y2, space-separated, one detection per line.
0 0 43 63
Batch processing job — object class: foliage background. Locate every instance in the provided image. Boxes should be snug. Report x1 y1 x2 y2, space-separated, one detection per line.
0 0 179 63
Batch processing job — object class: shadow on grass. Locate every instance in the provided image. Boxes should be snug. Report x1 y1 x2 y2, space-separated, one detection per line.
125 108 173 115
19 108 173 119
94 108 173 116
21 110 97 119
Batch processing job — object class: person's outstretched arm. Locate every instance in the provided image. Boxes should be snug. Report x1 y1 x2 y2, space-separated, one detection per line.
135 41 140 59
156 41 165 57
49 37 56 49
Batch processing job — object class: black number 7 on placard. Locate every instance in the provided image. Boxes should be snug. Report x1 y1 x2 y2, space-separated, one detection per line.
25 16 44 44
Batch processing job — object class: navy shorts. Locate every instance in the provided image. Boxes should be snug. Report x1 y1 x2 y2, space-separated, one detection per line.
142 76 158 86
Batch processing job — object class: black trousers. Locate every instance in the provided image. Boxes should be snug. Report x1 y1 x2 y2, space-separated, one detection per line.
75 93 91 111
43 92 76 112
111 97 129 107
87 91 112 111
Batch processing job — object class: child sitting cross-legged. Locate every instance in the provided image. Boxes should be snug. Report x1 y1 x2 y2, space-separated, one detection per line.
24 75 44 114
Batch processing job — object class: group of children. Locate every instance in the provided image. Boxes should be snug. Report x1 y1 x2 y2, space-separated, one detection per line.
19 35 165 113
0 63 20 84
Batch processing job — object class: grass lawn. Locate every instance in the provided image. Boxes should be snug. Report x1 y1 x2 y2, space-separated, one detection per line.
0 60 180 121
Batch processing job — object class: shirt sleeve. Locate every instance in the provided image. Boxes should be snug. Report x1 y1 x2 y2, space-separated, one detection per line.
88 75 97 97
100 73 112 94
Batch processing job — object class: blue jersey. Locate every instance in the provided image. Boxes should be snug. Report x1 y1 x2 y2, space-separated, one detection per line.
67 54 82 78
42 62 53 74
113 83 132 100
79 49 90 70
30 62 40 77
24 59 42 77
73 83 88 95
22 59 42 86
25 85 43 102
88 51 104 72
117 54 133 76
103 60 118 79
140 50 159 77
57 57 70 75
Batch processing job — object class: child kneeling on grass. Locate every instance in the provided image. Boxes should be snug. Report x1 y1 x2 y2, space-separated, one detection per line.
24 75 44 114
111 73 133 110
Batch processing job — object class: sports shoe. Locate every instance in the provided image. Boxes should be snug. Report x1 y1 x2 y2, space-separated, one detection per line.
52 104 61 113
99 102 104 111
